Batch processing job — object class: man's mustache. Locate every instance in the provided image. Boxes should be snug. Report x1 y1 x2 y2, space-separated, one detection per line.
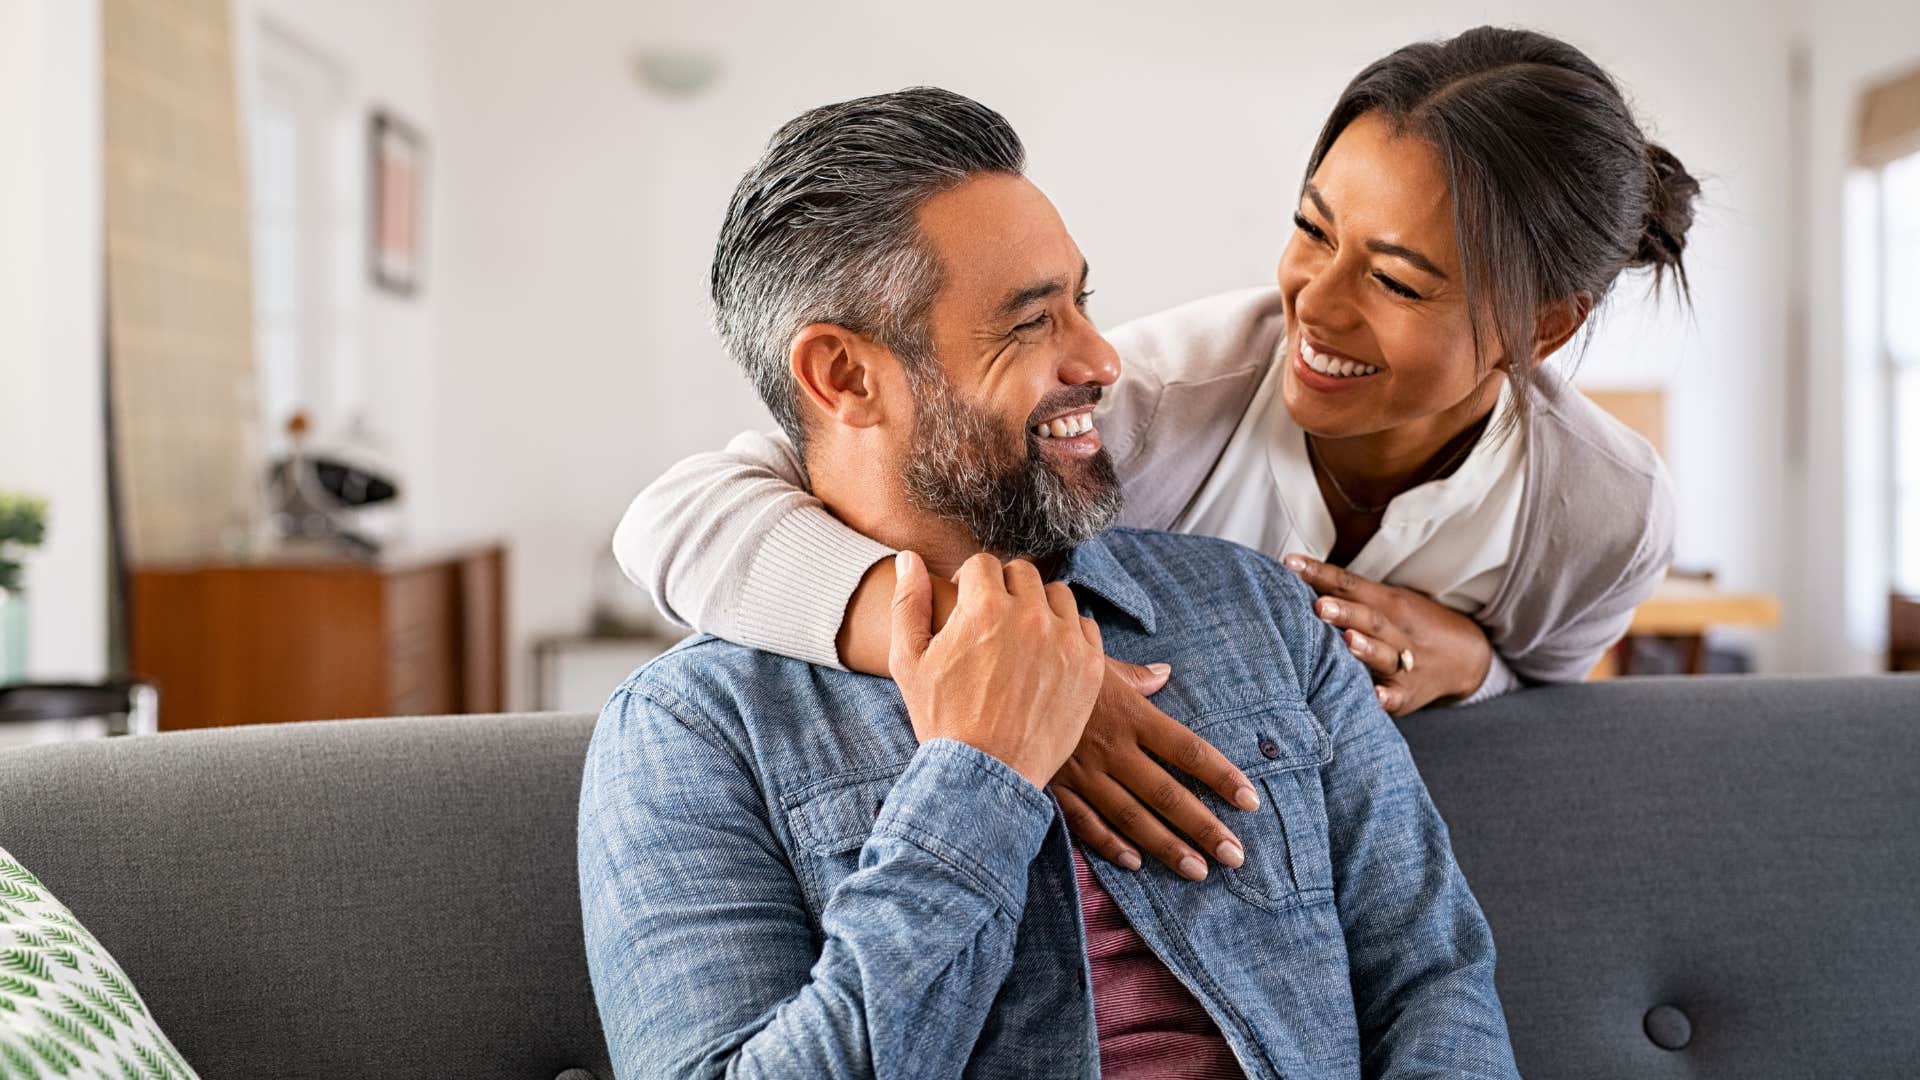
1025 385 1104 432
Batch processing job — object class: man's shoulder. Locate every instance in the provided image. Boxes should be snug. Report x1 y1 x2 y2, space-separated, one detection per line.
612 635 833 727
1100 527 1318 615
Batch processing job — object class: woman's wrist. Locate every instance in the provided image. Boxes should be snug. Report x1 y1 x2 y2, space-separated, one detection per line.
838 556 956 677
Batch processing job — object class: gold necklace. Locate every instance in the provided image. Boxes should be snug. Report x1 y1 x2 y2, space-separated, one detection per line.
1305 423 1487 516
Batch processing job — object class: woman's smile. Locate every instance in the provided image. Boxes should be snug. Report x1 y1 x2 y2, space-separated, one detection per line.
1293 331 1383 391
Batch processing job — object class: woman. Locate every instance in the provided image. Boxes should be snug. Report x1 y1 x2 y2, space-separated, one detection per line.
615 26 1693 878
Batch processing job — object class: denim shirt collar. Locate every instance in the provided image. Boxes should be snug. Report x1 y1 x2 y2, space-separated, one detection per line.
1057 534 1158 635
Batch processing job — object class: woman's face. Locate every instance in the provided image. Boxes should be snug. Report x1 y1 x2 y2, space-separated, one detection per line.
1277 110 1497 440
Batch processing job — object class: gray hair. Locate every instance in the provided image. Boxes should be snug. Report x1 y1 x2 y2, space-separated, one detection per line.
709 87 1026 458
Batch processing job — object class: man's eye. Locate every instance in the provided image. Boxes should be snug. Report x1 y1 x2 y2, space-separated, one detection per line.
1014 313 1051 334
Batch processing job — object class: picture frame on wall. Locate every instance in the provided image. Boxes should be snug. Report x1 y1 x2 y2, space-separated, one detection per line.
369 109 425 296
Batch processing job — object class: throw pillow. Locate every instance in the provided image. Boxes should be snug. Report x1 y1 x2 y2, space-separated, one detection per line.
0 845 201 1079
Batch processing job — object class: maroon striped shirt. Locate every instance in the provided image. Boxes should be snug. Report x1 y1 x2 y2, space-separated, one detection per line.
1072 847 1246 1078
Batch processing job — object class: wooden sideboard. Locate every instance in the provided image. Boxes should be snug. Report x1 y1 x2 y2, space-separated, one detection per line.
130 542 505 730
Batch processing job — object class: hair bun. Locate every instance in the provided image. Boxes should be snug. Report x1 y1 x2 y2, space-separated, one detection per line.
1634 142 1701 292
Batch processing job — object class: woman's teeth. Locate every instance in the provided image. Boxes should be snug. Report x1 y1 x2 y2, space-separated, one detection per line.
1301 340 1380 378
1033 411 1095 439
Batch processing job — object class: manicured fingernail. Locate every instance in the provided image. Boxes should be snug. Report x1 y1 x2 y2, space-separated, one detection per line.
1178 855 1208 881
1214 841 1245 868
1347 630 1366 651
1117 850 1143 871
1146 662 1171 677
1322 600 1341 619
1284 555 1308 572
1376 686 1390 705
1233 786 1260 811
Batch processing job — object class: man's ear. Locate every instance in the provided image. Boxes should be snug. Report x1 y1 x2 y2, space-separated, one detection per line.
1523 291 1594 369
789 323 895 430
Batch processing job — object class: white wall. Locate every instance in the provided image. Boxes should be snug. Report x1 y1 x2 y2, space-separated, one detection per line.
422 0 1809 697
1797 0 1920 672
6 0 1896 699
0 0 107 680
232 0 441 536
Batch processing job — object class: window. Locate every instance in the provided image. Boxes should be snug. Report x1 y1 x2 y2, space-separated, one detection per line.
246 25 352 452
1886 150 1920 594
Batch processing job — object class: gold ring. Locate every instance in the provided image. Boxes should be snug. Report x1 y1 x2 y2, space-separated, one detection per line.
1397 648 1415 673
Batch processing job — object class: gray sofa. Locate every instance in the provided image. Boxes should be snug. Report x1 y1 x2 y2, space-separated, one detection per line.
2 675 1916 1079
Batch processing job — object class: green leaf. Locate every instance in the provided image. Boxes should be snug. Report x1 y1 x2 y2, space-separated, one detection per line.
0 951 50 983
11 933 48 952
133 1043 171 1080
22 1031 76 1075
0 861 41 890
33 1008 98 1056
56 991 115 1039
39 916 97 952
42 949 76 972
76 983 131 1028
0 900 28 921
89 964 144 1016
36 929 90 959
0 883 36 905
1 1040 45 1080
153 1036 189 1078
0 974 40 999
117 1057 143 1080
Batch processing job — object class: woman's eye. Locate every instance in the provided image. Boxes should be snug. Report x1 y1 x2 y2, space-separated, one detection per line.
1375 273 1421 300
1293 213 1328 243
1014 313 1051 334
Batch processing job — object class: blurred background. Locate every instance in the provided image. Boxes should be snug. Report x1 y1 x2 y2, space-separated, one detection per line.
0 0 1915 732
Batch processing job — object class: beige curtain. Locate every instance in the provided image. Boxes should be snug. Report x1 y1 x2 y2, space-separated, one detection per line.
102 0 259 563
1858 64 1920 169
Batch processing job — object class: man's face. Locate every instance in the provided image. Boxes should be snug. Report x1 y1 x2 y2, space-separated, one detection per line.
897 174 1125 560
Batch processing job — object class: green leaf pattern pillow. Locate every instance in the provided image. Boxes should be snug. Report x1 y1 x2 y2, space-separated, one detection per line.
0 846 200 1080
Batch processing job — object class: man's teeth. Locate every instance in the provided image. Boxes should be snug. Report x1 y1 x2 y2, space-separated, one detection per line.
1033 412 1096 439
1301 340 1380 378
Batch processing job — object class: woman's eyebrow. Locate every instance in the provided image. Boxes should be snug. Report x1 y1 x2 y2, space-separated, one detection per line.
1366 239 1447 280
1305 182 1448 280
1304 183 1336 222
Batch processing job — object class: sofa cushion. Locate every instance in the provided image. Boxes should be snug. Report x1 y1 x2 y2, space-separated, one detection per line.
0 845 201 1079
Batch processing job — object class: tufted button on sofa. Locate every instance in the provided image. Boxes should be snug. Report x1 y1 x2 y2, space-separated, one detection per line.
1 675 1915 1077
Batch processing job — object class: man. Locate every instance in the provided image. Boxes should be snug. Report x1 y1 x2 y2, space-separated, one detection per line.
579 87 1517 1079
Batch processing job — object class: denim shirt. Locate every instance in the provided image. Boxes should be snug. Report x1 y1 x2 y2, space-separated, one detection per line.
579 528 1518 1080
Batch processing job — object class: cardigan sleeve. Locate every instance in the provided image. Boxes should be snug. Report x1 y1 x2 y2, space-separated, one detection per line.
610 289 1284 667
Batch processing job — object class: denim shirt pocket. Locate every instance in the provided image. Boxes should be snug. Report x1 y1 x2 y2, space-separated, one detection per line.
1190 701 1335 912
784 769 904 915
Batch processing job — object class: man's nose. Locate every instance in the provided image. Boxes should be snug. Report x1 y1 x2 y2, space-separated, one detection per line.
1059 319 1121 388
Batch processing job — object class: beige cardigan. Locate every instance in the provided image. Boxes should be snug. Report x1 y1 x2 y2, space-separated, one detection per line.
614 287 1676 687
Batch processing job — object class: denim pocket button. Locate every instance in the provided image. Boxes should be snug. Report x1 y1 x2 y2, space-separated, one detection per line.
1258 738 1281 759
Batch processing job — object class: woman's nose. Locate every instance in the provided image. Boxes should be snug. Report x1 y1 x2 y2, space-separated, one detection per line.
1291 266 1359 334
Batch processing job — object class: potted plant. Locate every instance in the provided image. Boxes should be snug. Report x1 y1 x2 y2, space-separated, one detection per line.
0 493 47 684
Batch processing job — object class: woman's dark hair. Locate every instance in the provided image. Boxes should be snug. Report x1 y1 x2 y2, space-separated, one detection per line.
1305 26 1701 429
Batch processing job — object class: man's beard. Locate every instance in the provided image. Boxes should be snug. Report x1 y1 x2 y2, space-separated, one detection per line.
900 370 1123 561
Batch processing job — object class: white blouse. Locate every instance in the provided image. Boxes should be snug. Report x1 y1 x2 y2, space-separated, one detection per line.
1177 350 1529 619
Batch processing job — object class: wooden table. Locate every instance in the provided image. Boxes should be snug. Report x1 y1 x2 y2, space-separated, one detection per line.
130 541 506 729
1591 576 1782 678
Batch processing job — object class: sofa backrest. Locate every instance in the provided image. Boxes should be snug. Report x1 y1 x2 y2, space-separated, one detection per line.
1401 674 1920 1077
0 711 611 1080
2 676 1916 1078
